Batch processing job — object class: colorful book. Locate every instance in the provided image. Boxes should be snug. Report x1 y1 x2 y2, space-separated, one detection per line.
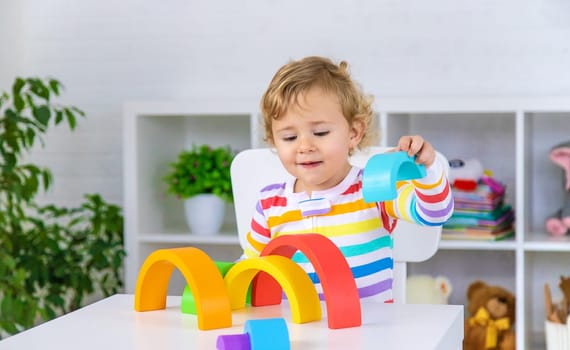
453 200 504 211
464 223 514 236
453 196 504 208
452 205 512 220
442 226 515 241
452 183 505 201
444 208 514 228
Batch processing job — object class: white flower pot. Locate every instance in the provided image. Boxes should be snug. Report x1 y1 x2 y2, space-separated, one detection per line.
183 194 226 235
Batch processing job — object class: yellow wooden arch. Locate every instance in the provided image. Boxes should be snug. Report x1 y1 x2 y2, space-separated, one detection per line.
134 247 232 330
224 255 322 324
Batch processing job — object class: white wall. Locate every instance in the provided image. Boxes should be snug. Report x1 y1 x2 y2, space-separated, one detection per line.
1 0 570 207
0 0 22 88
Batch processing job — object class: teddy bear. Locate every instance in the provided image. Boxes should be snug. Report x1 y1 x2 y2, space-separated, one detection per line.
545 141 570 236
463 280 516 350
406 274 452 304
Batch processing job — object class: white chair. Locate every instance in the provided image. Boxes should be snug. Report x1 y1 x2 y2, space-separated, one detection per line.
230 147 449 303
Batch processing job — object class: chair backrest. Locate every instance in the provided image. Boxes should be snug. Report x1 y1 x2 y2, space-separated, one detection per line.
230 146 448 303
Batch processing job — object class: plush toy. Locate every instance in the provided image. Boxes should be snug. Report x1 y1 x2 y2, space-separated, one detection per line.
463 280 516 350
448 158 504 195
448 158 484 192
406 274 452 304
545 141 570 236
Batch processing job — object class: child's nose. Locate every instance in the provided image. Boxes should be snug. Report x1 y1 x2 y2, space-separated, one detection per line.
298 136 315 153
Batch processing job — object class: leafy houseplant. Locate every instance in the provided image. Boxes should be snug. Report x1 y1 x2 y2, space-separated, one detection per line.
164 144 236 235
164 144 236 203
0 77 125 338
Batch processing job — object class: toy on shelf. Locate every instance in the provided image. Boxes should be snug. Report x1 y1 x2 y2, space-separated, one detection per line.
362 151 426 202
448 158 484 192
134 247 232 330
545 141 570 236
543 276 570 350
448 158 505 195
463 280 516 350
544 276 570 325
216 317 290 350
406 274 452 304
443 158 515 241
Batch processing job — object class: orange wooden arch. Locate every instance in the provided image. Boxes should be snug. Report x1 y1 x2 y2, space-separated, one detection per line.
252 234 362 329
134 247 232 330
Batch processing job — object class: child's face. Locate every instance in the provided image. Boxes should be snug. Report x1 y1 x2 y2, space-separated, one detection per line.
271 88 364 195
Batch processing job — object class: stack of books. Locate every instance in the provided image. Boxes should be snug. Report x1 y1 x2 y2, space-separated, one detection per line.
443 180 515 241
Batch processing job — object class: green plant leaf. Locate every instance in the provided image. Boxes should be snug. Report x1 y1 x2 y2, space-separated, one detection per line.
12 77 25 104
27 78 50 100
13 94 25 112
64 108 77 130
3 152 16 167
55 110 63 124
48 79 61 96
33 105 51 126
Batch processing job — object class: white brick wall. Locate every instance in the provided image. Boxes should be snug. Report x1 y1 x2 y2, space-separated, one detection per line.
1 0 570 207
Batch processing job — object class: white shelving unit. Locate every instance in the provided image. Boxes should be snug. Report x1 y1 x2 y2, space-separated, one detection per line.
122 99 258 295
123 97 570 350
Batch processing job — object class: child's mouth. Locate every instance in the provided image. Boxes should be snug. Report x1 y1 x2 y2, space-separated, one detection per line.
299 161 322 168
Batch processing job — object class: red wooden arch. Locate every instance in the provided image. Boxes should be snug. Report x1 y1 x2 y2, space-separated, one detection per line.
252 234 361 329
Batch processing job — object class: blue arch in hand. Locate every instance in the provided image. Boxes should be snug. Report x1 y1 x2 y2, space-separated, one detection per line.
362 151 426 202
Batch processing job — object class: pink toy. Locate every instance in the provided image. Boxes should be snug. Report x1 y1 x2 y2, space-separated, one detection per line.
545 141 570 236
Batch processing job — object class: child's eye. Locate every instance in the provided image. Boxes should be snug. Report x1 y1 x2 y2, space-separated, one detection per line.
282 135 297 142
314 131 330 137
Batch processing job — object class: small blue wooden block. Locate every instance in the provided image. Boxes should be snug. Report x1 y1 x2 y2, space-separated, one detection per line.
244 318 289 350
362 151 426 202
216 318 290 350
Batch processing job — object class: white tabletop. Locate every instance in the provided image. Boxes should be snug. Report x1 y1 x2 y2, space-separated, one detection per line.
0 294 463 350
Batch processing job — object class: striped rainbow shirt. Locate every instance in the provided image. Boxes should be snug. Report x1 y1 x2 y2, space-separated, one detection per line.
243 157 454 303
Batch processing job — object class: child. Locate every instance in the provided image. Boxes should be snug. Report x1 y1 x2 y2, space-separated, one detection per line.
243 56 454 303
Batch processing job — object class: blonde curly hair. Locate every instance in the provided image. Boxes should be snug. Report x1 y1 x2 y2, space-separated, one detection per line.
260 56 375 148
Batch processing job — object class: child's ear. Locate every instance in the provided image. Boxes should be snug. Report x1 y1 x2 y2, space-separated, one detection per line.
349 119 366 148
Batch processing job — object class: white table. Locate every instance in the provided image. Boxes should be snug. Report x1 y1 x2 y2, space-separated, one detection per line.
0 294 463 350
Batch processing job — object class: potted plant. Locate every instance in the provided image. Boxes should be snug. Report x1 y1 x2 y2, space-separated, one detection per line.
0 77 125 338
164 144 236 235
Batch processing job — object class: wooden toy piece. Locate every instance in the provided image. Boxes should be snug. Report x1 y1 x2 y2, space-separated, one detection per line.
544 283 555 322
224 255 322 324
362 151 426 202
252 234 361 329
182 260 235 315
134 247 232 330
216 318 290 350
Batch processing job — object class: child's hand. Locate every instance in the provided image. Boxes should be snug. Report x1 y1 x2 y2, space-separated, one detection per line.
395 135 436 167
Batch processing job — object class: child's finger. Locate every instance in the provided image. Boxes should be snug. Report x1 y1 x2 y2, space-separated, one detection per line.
407 136 425 156
397 136 413 152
